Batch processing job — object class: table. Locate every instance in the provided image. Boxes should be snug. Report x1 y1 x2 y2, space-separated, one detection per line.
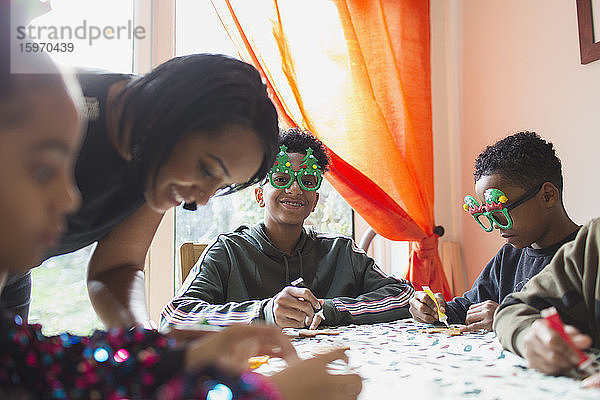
257 319 600 400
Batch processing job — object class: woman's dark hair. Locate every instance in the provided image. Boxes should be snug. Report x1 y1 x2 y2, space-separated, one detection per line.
119 54 279 194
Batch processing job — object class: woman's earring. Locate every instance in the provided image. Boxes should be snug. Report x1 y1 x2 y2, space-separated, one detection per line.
183 202 197 211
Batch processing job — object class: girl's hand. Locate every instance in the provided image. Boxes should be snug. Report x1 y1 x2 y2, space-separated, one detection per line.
184 324 299 374
269 348 363 400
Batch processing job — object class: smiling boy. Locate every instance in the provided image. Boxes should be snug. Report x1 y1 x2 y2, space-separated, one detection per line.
160 128 414 330
409 132 579 331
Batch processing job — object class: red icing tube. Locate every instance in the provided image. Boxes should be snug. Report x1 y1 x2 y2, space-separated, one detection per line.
541 306 592 370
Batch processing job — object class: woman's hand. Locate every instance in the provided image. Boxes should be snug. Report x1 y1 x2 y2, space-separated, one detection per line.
269 348 363 400
184 324 299 374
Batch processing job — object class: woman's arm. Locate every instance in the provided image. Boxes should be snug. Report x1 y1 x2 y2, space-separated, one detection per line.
87 204 164 328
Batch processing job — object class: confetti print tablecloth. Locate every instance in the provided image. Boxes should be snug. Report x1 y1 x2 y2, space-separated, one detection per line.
256 319 600 400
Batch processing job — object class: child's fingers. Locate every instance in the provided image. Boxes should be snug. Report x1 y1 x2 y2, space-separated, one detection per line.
582 372 600 388
527 320 581 369
564 325 593 349
525 327 575 374
226 325 299 362
464 307 486 325
257 329 299 362
309 314 324 330
409 293 438 322
461 319 491 332
571 334 593 350
563 325 582 335
288 287 321 310
434 293 446 313
416 291 437 309
313 348 350 365
328 374 363 400
276 294 315 320
526 345 570 374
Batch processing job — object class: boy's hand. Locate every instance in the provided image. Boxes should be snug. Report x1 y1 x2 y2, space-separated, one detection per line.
273 286 321 328
306 299 325 330
583 372 600 388
460 300 498 332
523 318 592 375
409 291 446 323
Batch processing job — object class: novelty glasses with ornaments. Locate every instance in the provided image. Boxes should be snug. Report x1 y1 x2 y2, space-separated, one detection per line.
463 183 544 232
268 145 323 191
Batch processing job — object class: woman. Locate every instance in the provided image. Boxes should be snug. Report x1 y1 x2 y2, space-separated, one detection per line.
0 49 362 399
2 53 279 328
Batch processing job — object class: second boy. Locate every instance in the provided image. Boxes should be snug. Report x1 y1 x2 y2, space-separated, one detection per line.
409 132 579 331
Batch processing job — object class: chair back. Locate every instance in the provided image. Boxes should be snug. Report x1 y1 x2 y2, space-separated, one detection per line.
179 242 208 284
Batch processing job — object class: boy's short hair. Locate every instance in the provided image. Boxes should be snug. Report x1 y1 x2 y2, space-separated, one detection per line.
279 127 330 172
474 131 563 192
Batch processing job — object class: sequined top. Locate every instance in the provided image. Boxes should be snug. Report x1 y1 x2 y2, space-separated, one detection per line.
0 312 282 399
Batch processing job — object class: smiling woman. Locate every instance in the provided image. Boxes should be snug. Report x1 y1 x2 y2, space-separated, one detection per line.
1 53 280 333
145 124 264 213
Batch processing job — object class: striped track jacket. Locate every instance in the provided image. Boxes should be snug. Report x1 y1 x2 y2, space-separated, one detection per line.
160 223 414 330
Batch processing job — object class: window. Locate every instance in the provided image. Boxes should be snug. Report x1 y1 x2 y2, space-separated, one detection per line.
22 0 136 73
29 246 101 336
26 0 137 335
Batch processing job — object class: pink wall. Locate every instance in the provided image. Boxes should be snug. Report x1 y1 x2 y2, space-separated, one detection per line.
431 0 600 286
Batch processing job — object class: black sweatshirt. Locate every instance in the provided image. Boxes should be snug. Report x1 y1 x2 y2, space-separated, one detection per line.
161 223 414 329
445 229 579 323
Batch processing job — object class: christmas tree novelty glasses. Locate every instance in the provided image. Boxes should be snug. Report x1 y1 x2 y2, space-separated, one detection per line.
268 145 323 191
463 183 544 232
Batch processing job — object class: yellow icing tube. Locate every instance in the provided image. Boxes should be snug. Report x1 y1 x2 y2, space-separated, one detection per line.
422 286 449 327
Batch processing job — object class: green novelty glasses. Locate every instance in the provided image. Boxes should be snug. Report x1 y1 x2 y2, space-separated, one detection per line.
463 183 544 232
268 145 323 191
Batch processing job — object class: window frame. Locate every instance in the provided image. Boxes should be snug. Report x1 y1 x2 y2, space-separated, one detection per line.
138 0 177 323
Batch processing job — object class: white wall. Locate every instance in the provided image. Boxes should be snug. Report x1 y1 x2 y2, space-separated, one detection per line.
432 0 600 285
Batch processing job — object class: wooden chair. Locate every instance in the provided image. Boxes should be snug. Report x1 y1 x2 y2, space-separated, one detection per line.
179 242 208 284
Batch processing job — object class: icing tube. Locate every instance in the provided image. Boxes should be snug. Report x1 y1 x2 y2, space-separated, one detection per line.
422 286 449 327
541 307 592 370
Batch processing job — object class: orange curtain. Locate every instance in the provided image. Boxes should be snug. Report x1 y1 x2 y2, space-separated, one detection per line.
212 0 451 298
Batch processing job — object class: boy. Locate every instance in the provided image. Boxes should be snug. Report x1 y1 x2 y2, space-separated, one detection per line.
160 128 414 330
409 132 579 331
494 219 600 387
